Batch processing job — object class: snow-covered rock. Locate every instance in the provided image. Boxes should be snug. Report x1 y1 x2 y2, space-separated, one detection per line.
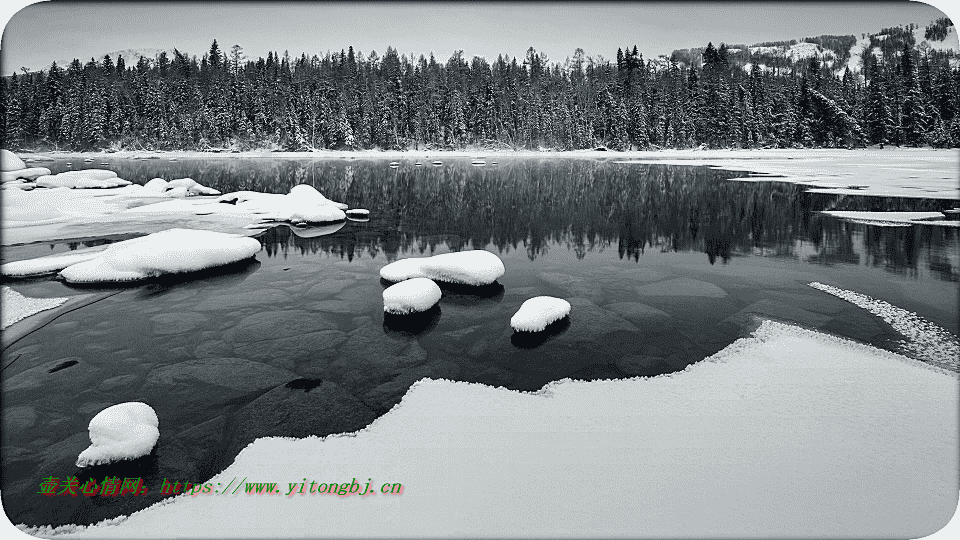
164 186 189 198
380 250 505 286
76 402 159 467
58 228 261 283
35 171 131 189
510 296 571 332
383 277 442 314
215 187 347 224
0 149 26 171
288 184 349 210
1 167 51 183
143 178 169 192
346 208 370 217
166 178 197 190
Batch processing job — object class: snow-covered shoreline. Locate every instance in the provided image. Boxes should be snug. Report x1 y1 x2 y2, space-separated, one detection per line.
21 147 960 200
25 320 958 538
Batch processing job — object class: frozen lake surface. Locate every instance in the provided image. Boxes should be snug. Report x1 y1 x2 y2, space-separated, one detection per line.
2 156 958 528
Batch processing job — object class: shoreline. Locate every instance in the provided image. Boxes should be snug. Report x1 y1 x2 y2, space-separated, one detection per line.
17 146 960 160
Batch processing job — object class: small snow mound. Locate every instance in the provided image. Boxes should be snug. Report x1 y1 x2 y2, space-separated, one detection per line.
511 296 571 332
380 250 505 286
1 149 27 171
380 257 428 282
59 228 261 283
76 402 159 467
346 208 370 216
383 277 442 314
288 184 348 210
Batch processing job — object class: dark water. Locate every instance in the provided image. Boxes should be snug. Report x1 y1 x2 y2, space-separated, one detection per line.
2 157 958 527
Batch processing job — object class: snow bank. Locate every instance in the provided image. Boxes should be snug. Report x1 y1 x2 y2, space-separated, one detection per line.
1 167 52 182
52 320 958 538
809 282 959 371
0 149 26 171
58 229 261 284
76 402 159 468
382 277 442 314
510 296 571 332
380 250 505 286
0 286 69 329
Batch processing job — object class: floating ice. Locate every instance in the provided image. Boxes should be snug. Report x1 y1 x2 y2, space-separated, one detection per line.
822 211 954 227
380 250 505 286
510 296 571 332
76 402 159 468
1 149 26 171
0 286 69 329
809 282 959 371
58 228 261 284
383 277 442 314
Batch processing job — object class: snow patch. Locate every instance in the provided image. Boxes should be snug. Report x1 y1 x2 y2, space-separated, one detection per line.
76 402 159 468
511 296 571 332
382 277 442 314
0 286 69 329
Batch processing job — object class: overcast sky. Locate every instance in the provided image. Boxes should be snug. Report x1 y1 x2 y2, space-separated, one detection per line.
1 1 958 75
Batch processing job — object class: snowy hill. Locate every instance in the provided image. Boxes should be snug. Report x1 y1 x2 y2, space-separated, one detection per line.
32 48 183 72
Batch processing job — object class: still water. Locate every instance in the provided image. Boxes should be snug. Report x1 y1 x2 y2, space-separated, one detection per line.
2 157 958 527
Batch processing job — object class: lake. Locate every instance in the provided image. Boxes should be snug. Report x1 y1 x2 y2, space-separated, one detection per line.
2 156 958 527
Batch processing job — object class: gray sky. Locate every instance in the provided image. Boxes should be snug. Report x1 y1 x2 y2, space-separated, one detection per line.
1 1 958 75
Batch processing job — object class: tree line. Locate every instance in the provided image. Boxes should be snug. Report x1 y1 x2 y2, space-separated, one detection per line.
1 34 958 152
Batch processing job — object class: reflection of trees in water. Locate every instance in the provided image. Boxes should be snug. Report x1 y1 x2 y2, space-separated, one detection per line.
89 159 957 280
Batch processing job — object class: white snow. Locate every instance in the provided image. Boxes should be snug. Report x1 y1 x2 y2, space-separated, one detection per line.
809 282 959 371
0 149 26 171
510 296 571 332
382 277 442 314
618 148 960 200
76 402 159 468
1 167 52 182
380 250 505 286
822 210 952 227
0 286 69 329
915 24 959 53
47 320 958 538
1 245 110 277
57 228 261 283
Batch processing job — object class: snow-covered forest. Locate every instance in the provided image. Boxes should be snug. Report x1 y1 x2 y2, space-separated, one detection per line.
1 18 958 151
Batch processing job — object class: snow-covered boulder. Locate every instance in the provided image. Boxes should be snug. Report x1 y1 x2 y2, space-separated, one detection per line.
288 184 348 210
35 171 131 189
346 208 370 217
58 228 261 283
380 250 505 286
0 149 26 171
383 277 442 314
511 296 571 332
166 178 198 190
76 402 159 467
1 167 51 183
143 178 169 192
164 186 190 198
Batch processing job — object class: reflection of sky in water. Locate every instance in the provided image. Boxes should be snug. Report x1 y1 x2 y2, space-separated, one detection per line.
1 157 958 528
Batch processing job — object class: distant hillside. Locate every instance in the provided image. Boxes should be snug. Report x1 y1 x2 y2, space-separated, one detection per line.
669 18 958 75
34 48 184 72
